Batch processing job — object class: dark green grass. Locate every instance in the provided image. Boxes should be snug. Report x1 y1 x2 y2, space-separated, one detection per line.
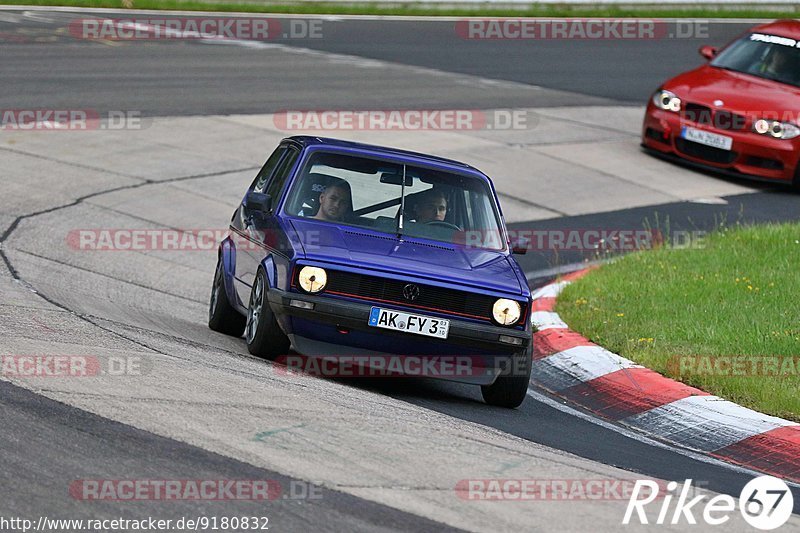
557 223 800 421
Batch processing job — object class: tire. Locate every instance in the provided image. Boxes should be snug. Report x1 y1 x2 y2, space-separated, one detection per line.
481 348 532 408
208 257 246 337
245 268 290 359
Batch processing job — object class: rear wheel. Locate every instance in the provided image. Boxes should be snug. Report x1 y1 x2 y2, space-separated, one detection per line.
246 269 290 359
481 348 532 408
208 257 246 337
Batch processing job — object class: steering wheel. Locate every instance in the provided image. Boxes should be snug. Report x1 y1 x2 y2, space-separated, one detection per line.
426 220 461 231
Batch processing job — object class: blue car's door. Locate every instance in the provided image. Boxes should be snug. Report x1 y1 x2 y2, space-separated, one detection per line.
235 145 301 306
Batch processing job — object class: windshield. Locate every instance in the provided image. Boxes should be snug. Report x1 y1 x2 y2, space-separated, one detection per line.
711 33 800 88
284 150 505 251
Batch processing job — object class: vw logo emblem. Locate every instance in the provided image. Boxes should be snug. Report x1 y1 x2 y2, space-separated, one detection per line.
713 99 724 107
402 284 420 301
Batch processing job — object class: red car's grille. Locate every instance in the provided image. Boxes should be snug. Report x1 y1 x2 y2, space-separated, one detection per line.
684 103 713 125
297 268 524 324
675 138 738 164
683 103 748 131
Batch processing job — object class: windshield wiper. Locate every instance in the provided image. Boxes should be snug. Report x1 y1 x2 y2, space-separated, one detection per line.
396 164 406 239
712 65 744 74
714 65 800 88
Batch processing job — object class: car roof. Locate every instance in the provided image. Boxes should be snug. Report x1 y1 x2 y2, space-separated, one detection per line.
751 19 800 40
282 135 482 174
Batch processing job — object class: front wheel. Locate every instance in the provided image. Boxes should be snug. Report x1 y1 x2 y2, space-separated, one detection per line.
481 349 532 408
208 257 246 337
245 269 290 359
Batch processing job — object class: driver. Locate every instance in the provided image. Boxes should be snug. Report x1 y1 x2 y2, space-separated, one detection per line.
314 178 352 222
413 189 447 223
761 48 800 84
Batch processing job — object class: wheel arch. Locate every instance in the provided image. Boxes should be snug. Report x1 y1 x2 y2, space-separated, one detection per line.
259 255 279 290
218 237 243 310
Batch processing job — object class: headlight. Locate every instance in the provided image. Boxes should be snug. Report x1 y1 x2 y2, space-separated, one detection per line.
298 266 327 293
753 119 800 140
492 299 521 326
652 89 681 112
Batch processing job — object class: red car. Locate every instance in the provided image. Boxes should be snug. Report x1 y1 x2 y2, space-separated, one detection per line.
642 19 800 188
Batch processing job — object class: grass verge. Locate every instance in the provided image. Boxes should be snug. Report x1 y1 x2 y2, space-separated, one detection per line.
3 0 800 18
556 222 800 421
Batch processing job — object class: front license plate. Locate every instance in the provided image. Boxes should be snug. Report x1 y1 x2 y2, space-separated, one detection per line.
368 307 449 339
681 127 733 151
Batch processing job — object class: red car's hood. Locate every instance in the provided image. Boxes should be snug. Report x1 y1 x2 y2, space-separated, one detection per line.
664 65 800 115
289 218 524 296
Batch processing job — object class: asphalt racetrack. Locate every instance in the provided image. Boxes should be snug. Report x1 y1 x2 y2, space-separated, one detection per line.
1 8 799 531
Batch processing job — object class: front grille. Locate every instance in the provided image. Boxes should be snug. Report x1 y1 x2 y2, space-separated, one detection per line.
684 103 712 125
309 269 513 322
675 138 738 164
684 103 747 131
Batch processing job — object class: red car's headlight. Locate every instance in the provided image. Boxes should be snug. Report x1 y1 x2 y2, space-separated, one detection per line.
652 89 681 113
753 119 800 140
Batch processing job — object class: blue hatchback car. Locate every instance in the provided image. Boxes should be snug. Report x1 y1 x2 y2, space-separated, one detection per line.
209 136 533 407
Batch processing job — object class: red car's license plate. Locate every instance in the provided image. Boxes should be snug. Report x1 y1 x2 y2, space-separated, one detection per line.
681 127 733 151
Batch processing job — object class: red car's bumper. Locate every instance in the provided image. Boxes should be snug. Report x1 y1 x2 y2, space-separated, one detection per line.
641 105 800 184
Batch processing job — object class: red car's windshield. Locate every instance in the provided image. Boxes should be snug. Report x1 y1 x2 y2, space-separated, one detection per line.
711 32 800 88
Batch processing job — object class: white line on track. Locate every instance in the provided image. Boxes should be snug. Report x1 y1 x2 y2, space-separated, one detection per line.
0 5 779 24
21 10 58 22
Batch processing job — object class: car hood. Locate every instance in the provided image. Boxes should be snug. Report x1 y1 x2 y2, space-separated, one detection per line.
663 65 800 115
290 219 524 296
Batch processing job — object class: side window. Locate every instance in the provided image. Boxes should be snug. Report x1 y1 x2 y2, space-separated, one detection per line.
265 147 300 204
252 146 287 194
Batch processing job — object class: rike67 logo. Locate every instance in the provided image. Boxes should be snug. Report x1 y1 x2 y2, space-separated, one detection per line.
624 477 794 530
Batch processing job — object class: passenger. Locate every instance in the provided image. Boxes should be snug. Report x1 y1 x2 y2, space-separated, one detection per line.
412 189 447 223
313 178 352 222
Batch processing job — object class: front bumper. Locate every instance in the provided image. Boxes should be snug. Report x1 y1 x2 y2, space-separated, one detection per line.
267 287 531 385
641 107 800 184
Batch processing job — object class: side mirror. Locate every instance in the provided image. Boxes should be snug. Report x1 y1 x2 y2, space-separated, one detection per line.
510 237 528 255
699 45 718 61
245 191 272 214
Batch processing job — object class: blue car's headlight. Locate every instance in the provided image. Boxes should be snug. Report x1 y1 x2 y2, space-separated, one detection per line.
493 299 521 326
298 266 327 293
